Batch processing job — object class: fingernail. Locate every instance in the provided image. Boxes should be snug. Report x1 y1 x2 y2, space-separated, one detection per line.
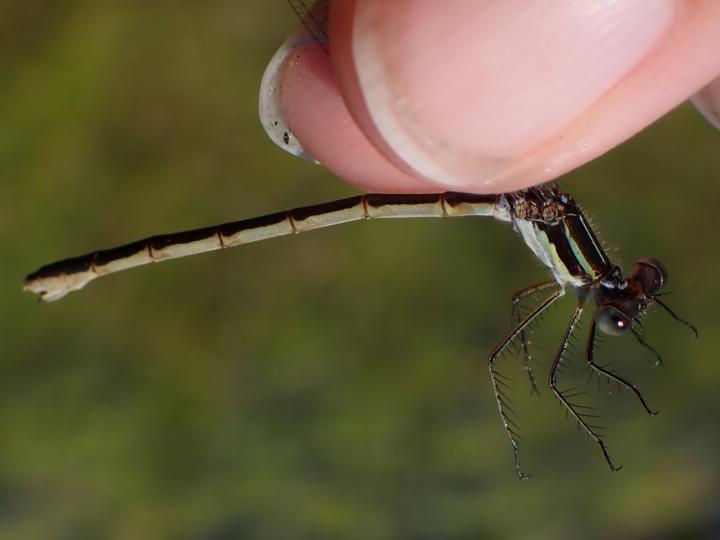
691 75 720 130
352 0 675 188
259 0 329 163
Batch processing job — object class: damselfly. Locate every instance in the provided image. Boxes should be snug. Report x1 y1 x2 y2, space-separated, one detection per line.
24 183 697 478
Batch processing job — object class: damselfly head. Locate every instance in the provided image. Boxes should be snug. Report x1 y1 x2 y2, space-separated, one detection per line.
594 256 697 338
593 257 665 335
629 257 666 297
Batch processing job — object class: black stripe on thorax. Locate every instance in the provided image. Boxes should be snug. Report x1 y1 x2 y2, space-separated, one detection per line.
538 221 589 279
537 206 612 281
563 209 612 277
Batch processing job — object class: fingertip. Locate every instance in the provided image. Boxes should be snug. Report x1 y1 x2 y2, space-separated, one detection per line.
279 41 435 192
347 0 675 188
273 1 720 195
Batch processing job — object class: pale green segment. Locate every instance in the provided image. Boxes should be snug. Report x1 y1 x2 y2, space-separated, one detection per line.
566 223 597 277
536 229 570 278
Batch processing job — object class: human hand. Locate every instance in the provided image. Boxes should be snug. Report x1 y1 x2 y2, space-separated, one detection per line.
263 0 720 194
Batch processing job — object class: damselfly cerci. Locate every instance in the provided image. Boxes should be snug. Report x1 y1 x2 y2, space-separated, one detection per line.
24 184 697 477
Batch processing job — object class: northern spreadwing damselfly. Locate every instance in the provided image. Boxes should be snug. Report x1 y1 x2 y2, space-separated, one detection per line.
23 183 697 478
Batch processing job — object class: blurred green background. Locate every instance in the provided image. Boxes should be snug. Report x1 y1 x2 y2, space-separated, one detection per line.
1 2 719 539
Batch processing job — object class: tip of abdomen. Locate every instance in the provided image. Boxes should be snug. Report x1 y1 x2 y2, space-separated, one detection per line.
23 265 96 302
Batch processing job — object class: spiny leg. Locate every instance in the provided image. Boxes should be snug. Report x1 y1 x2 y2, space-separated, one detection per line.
511 280 558 395
490 288 565 479
631 324 663 367
549 303 623 472
654 297 699 337
587 322 658 416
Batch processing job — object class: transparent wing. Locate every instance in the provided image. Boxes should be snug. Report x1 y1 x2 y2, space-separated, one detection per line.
259 0 330 161
287 0 329 53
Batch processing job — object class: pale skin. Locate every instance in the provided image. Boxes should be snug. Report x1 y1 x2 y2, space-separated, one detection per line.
277 0 720 194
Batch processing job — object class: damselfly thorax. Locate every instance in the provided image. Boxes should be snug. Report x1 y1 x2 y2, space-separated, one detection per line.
24 183 697 478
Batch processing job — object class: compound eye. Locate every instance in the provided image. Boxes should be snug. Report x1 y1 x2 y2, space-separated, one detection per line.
595 305 632 336
630 257 666 296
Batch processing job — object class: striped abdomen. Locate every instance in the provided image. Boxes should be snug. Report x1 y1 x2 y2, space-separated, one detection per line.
24 192 506 302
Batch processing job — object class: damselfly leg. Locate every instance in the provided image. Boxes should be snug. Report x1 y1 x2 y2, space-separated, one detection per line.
654 298 699 337
631 323 664 367
511 280 558 395
549 302 623 473
586 321 658 416
489 288 565 479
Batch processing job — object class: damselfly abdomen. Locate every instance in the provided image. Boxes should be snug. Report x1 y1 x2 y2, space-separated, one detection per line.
24 183 697 477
